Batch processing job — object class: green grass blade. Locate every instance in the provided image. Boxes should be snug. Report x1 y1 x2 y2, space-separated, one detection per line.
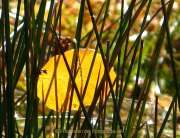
134 1 174 136
3 0 15 137
160 0 179 109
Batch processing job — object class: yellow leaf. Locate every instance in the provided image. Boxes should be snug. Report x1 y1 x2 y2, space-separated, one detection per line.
37 48 116 112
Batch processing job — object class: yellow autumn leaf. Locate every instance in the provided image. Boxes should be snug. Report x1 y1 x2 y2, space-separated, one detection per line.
37 48 116 112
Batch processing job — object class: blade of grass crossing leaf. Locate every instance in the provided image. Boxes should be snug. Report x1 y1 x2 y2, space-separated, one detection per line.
54 54 59 132
76 1 110 134
54 31 96 138
80 0 109 100
67 1 85 136
56 1 65 137
85 1 126 137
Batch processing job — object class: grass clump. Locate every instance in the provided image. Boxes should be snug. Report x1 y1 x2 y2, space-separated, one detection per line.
0 0 180 137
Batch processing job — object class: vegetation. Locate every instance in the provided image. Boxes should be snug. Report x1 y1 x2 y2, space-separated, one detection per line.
0 0 180 137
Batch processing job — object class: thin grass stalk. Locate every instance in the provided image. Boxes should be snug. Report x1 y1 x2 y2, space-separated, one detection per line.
23 0 33 136
92 3 111 134
80 0 108 46
173 100 177 137
99 0 110 39
109 0 124 48
145 122 150 138
125 0 170 61
13 28 24 70
125 40 143 137
3 0 15 137
81 0 109 101
30 0 36 22
11 0 22 53
54 56 59 136
56 1 67 137
103 41 111 136
68 51 87 137
110 0 137 59
0 68 3 136
125 0 151 61
157 95 177 138
30 0 36 67
0 5 7 136
111 0 124 134
118 0 136 111
154 96 158 137
85 1 124 136
75 0 85 46
46 1 63 62
97 71 103 138
123 1 152 135
24 0 38 137
69 2 92 134
35 1 55 136
66 1 85 136
81 0 108 49
124 0 152 135
118 34 140 110
94 68 104 131
112 50 121 136
38 0 55 69
109 0 148 68
134 1 174 136
133 0 170 121
67 49 81 138
160 0 179 109
54 32 96 138
15 119 22 137
34 0 47 61
23 45 32 138
38 110 54 137
77 1 111 135
13 37 27 92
